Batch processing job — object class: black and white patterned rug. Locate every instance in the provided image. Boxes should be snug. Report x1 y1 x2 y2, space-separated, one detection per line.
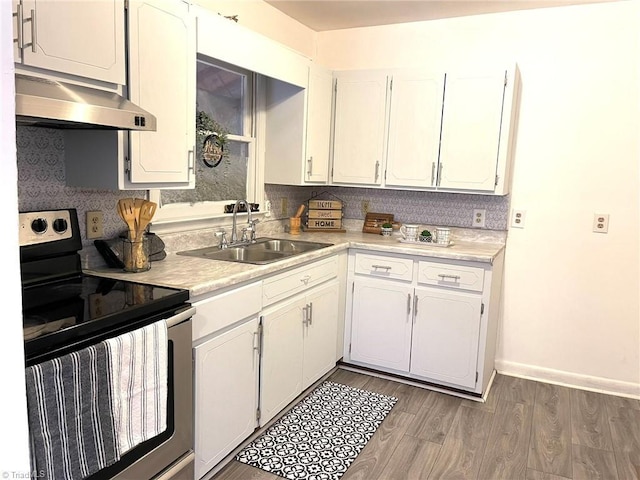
236 381 397 480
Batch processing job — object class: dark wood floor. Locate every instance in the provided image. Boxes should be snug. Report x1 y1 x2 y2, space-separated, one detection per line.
212 368 640 480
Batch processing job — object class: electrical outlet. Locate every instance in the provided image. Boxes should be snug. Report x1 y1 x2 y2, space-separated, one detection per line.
473 209 486 228
593 213 609 233
511 209 526 228
264 200 272 218
86 211 104 239
281 197 288 217
361 200 370 215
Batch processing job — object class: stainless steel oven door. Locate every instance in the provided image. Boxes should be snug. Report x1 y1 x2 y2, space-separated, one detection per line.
112 306 195 480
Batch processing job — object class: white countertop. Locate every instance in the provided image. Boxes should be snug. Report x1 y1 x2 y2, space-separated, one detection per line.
85 231 505 298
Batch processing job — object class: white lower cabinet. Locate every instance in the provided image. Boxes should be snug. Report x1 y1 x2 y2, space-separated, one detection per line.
410 287 482 389
193 317 259 479
350 278 412 372
345 250 504 396
191 282 262 480
261 279 339 426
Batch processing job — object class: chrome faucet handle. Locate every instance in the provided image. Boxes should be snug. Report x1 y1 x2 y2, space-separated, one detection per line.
249 219 259 242
241 227 249 243
214 230 228 249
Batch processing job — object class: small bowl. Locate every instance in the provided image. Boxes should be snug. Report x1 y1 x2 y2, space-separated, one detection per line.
419 235 432 243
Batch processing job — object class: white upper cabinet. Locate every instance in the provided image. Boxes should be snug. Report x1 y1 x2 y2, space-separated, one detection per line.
332 70 388 185
65 0 196 190
385 71 444 188
330 64 519 194
304 64 333 183
127 0 196 186
438 68 511 192
263 63 333 186
12 0 126 84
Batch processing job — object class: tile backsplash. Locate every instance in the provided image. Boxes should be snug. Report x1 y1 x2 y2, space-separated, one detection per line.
16 127 509 253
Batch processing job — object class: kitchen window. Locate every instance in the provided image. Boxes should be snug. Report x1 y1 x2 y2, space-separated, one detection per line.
150 56 262 229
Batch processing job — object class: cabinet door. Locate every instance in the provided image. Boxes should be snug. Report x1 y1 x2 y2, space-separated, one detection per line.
193 318 259 479
332 71 388 185
260 296 305 426
128 0 195 185
438 69 507 191
410 286 482 389
302 281 339 388
16 0 125 84
350 278 412 372
305 64 333 183
385 72 444 188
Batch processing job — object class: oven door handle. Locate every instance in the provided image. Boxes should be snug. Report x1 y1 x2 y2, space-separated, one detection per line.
166 306 196 328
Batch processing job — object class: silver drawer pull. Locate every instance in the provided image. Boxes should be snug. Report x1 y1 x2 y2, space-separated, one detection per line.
300 275 311 284
372 264 392 271
438 273 461 281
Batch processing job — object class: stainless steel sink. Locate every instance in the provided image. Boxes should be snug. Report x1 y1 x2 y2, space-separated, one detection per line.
176 237 333 264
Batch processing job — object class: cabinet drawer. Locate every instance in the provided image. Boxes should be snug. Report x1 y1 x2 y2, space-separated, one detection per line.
354 253 413 281
263 255 338 307
192 282 262 341
417 261 484 292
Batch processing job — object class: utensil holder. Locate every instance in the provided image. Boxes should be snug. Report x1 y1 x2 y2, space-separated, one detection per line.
289 217 301 235
123 237 151 272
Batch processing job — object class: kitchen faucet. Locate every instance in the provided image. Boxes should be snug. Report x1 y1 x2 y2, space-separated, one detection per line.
231 199 255 244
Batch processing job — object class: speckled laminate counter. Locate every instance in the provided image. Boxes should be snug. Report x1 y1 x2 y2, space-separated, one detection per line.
85 231 505 298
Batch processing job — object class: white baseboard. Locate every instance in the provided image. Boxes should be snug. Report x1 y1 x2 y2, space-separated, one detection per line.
495 359 640 400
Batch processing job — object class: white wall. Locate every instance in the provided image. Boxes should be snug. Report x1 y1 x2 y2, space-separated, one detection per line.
317 1 640 396
0 0 31 472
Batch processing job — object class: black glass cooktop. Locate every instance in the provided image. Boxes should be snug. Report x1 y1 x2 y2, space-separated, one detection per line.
22 274 189 363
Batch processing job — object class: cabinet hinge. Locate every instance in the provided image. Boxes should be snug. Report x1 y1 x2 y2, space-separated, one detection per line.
481 303 485 315
504 71 508 87
125 156 131 176
256 408 261 421
495 175 499 186
384 169 387 181
390 78 393 90
331 167 334 179
476 371 479 383
124 0 129 9
351 282 354 294
349 343 352 354
257 321 263 356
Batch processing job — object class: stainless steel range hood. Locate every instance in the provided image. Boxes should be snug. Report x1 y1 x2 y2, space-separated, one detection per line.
15 74 157 131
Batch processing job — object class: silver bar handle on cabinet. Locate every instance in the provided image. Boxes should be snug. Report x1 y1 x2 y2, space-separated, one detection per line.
302 304 308 324
16 4 23 49
307 156 313 177
372 265 391 271
308 302 313 325
30 9 36 53
406 293 411 319
374 161 380 182
437 162 443 186
431 162 435 186
438 273 461 281
413 294 418 322
188 148 195 176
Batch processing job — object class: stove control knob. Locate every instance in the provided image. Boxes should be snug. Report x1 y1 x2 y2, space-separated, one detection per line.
53 218 68 233
31 218 48 234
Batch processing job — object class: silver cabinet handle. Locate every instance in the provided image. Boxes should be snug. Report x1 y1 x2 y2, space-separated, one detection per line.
438 273 461 281
413 294 418 322
308 302 313 325
406 293 411 319
30 9 36 53
253 331 259 351
437 162 443 186
307 156 313 177
302 304 308 324
431 162 436 186
372 264 392 271
188 148 195 176
374 161 380 182
16 4 23 49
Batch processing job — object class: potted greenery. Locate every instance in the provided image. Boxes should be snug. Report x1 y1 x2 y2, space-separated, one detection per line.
419 229 432 242
381 222 394 236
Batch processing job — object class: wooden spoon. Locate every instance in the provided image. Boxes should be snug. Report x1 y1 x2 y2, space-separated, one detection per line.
117 198 137 240
135 200 157 241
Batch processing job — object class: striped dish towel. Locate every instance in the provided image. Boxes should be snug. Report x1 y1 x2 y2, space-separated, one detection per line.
25 342 120 479
105 320 169 455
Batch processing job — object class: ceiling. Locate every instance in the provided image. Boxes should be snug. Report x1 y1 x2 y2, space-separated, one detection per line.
263 0 619 31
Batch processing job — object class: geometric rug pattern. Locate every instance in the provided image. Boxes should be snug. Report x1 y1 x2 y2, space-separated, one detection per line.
236 381 398 480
